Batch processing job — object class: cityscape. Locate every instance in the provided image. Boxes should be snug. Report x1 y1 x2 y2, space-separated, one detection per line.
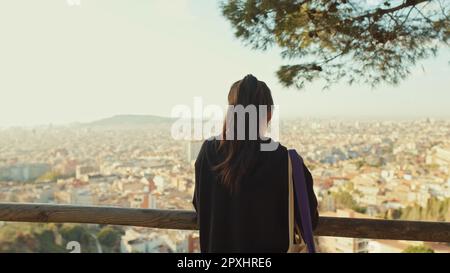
0 115 449 253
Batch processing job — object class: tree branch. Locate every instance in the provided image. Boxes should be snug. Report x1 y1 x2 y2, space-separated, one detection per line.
353 0 430 21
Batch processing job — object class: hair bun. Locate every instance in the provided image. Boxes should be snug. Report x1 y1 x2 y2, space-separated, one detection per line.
243 74 258 92
244 74 257 82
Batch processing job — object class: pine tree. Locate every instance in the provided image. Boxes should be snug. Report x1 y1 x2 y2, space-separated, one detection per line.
221 0 450 89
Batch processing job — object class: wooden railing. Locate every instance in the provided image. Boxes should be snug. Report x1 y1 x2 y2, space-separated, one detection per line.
0 203 449 243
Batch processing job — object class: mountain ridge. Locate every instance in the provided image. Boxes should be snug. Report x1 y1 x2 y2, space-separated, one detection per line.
85 114 175 127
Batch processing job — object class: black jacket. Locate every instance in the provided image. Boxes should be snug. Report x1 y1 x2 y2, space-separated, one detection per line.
193 139 319 253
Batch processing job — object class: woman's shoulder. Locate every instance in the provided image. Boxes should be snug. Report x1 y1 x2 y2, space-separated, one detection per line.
200 137 220 152
195 138 220 163
197 137 289 159
201 137 288 151
261 138 288 154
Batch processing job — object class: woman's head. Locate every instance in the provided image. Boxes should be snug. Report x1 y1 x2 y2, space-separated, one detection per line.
224 74 274 139
227 75 273 110
213 75 274 193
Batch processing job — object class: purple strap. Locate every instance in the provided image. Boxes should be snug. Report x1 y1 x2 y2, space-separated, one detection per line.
289 149 316 253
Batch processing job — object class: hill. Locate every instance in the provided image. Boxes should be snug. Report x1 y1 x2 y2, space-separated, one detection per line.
85 115 174 128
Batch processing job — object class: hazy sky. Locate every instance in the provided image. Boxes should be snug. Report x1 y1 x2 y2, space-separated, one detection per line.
0 0 449 127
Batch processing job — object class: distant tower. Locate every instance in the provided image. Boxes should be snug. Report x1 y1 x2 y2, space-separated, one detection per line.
142 192 157 209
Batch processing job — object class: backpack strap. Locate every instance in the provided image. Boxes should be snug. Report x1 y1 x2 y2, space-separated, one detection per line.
288 149 316 253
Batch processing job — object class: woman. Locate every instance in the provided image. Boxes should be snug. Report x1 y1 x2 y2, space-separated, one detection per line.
193 75 318 253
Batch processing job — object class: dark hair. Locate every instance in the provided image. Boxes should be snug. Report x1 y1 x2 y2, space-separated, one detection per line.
213 75 274 193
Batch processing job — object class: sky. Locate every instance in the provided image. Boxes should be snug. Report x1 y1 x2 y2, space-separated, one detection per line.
0 0 449 127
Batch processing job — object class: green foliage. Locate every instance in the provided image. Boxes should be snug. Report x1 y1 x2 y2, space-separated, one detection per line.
425 164 440 171
393 197 450 221
36 229 61 252
333 190 357 208
332 190 367 213
0 223 64 253
0 223 124 253
97 227 123 252
221 0 450 89
354 206 367 214
59 224 99 253
355 159 366 169
60 225 89 242
402 245 434 253
36 171 62 182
